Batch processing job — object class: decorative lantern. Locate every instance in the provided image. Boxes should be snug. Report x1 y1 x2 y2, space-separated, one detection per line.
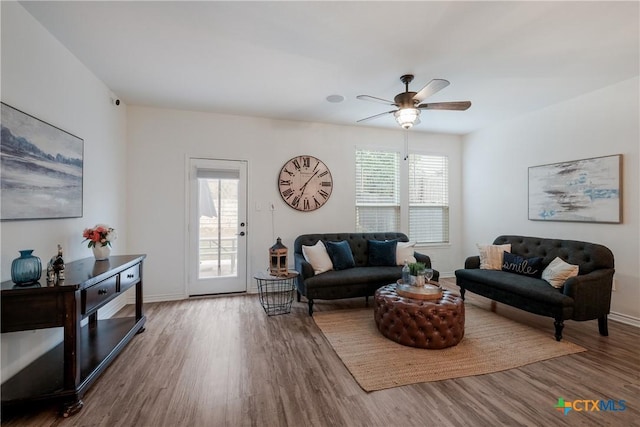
269 237 288 277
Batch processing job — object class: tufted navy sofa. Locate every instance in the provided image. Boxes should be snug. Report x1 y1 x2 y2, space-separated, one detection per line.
294 232 439 315
455 235 614 341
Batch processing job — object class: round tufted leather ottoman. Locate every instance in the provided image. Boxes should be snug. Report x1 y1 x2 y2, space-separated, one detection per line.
374 284 465 349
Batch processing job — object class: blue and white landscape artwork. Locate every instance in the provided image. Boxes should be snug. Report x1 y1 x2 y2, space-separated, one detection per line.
1 103 83 220
528 155 621 223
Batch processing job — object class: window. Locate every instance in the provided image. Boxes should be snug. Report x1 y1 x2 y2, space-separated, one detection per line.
355 149 449 244
355 149 400 232
409 154 449 244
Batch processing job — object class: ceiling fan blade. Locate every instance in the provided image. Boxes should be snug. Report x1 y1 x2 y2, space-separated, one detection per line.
357 110 397 123
356 95 396 106
417 101 471 111
413 79 450 102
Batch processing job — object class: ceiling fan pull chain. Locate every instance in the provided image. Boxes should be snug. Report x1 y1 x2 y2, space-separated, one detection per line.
404 130 409 161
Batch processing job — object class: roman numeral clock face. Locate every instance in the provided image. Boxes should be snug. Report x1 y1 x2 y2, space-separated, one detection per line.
278 155 333 211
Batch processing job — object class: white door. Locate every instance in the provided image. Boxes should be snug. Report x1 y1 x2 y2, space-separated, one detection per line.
188 158 247 296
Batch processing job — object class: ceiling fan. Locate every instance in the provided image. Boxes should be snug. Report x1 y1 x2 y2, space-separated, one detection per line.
357 74 471 129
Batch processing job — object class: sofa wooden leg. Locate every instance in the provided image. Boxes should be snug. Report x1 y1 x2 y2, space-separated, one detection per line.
308 299 314 316
365 295 369 307
554 318 564 341
296 290 301 303
598 315 609 336
460 288 466 300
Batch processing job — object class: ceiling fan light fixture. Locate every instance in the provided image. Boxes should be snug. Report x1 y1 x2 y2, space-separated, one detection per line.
394 108 420 129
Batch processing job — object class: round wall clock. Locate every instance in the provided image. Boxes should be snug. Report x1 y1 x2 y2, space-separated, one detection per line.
278 155 333 211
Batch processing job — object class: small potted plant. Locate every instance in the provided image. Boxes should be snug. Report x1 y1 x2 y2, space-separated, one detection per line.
408 262 426 276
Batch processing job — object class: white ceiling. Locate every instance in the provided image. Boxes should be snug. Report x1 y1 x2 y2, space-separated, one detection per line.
20 1 639 135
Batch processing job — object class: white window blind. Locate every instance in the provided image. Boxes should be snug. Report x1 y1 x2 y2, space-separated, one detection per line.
409 154 449 243
355 149 400 232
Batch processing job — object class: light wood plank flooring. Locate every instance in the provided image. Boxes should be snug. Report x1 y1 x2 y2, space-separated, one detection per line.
2 279 639 426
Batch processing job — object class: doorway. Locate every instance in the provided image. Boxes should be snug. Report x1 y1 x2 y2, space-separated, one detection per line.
188 158 247 295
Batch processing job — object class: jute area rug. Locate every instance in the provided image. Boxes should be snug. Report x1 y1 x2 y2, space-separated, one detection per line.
313 304 586 392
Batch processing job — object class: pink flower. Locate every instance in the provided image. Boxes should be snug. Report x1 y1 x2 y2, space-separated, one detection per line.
82 224 117 248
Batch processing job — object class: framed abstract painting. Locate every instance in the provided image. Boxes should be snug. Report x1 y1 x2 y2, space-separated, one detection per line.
1 103 83 221
528 154 622 223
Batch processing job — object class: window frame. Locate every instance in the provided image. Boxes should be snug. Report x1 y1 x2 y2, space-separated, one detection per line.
355 147 450 244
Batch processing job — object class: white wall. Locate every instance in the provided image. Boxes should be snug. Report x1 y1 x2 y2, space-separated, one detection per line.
462 77 640 322
1 3 128 380
126 106 463 301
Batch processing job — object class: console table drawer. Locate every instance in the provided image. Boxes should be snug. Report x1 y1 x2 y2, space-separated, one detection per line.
82 276 118 315
119 265 140 291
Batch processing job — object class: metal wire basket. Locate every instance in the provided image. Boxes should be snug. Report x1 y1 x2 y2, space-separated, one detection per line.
255 271 298 316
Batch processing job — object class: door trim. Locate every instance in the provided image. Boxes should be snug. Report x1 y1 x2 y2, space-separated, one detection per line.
184 156 248 297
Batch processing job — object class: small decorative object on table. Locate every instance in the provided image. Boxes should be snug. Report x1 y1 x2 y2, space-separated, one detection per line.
83 224 116 261
424 268 436 287
401 260 411 284
408 262 426 277
269 237 288 277
11 250 42 286
46 244 65 284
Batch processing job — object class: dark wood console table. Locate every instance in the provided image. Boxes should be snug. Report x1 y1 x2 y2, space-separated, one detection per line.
1 254 146 417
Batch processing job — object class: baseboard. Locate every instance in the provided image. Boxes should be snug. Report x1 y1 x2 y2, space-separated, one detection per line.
609 311 640 328
98 298 127 319
124 292 188 304
127 290 260 304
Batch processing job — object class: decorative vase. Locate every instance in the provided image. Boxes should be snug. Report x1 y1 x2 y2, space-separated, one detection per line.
11 250 42 285
92 244 111 261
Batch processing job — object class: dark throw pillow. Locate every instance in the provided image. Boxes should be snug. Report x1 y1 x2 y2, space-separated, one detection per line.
325 240 356 270
367 239 398 267
502 251 544 278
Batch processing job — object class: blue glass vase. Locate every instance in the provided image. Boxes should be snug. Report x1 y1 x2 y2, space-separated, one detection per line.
11 250 42 286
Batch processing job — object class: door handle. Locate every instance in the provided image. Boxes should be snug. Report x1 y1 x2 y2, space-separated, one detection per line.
238 231 245 236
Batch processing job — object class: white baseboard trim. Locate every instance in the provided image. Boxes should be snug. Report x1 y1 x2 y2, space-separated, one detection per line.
125 293 188 304
128 290 261 304
98 298 127 319
609 311 640 328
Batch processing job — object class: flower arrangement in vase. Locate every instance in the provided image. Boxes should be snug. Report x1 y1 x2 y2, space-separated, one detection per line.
83 224 117 260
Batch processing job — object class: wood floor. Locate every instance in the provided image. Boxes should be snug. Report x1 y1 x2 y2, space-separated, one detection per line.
2 278 639 427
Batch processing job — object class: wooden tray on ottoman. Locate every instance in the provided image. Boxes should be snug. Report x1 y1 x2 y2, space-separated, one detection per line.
395 282 443 300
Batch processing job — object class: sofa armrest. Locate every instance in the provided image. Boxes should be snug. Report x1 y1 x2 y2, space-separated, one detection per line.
562 268 614 320
414 252 432 269
294 253 315 279
294 253 315 296
465 256 481 269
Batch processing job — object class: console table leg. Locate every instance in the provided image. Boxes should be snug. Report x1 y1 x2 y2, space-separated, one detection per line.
61 399 83 418
88 312 98 328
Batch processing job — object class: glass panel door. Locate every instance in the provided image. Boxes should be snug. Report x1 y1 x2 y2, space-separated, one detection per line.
189 159 247 295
